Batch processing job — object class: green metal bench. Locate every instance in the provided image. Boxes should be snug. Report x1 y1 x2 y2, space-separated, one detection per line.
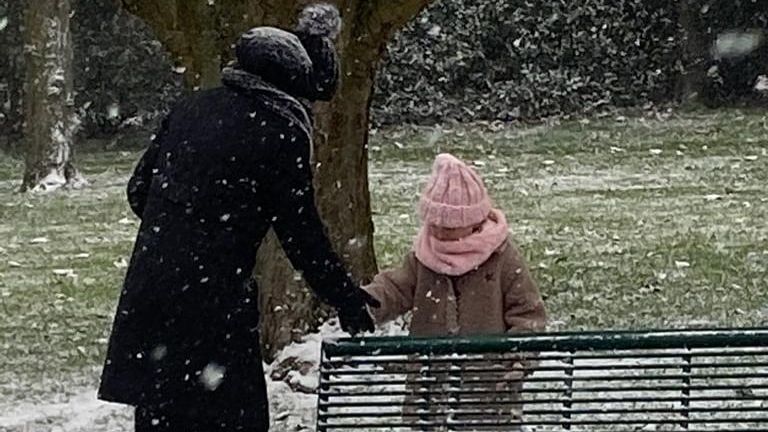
317 328 768 431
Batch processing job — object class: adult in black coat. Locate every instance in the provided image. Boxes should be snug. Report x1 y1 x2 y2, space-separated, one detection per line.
98 5 378 431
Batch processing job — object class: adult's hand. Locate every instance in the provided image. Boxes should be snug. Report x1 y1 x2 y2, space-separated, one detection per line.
338 289 380 335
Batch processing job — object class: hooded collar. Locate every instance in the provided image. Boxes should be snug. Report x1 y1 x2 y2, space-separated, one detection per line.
222 66 313 143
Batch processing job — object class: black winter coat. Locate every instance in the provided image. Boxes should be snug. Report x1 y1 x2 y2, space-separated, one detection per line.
98 40 353 424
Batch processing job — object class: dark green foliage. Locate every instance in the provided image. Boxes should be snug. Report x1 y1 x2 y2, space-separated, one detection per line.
71 0 182 138
1 0 766 138
373 0 768 124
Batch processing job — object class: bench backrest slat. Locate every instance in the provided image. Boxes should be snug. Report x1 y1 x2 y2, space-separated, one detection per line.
317 328 768 431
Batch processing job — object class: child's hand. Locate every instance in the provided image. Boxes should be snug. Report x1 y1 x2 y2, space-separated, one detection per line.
496 363 525 391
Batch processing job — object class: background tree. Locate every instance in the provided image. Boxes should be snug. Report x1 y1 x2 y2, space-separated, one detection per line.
0 1 24 153
21 0 84 192
120 0 433 360
678 0 709 104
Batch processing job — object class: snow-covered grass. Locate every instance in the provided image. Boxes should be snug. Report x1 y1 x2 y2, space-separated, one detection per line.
0 110 767 430
370 111 768 330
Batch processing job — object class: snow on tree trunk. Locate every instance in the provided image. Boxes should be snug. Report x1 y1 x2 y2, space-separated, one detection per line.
120 0 433 360
22 0 85 192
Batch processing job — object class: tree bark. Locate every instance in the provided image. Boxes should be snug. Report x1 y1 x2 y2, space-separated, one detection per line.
0 1 25 153
678 0 709 105
21 0 84 192
120 0 432 360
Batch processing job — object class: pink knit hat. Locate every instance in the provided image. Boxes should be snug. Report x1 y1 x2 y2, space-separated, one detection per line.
419 153 491 229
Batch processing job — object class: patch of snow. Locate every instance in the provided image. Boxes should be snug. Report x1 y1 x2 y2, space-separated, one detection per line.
0 390 130 431
31 170 67 193
52 268 76 277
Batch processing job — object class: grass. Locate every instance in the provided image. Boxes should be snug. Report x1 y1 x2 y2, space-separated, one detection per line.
1 110 767 407
369 110 768 331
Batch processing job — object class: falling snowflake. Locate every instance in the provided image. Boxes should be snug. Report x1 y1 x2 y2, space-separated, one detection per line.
755 75 768 92
106 103 120 120
151 345 168 361
713 30 764 59
200 362 226 391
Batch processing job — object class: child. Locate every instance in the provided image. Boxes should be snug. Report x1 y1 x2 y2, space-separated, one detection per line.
364 153 546 430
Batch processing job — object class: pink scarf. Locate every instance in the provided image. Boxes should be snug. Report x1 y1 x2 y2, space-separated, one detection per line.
414 209 510 276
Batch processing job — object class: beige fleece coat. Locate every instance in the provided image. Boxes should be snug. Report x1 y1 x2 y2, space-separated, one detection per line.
364 238 546 430
364 238 546 337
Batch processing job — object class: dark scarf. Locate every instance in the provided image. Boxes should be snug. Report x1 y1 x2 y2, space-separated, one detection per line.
221 67 313 143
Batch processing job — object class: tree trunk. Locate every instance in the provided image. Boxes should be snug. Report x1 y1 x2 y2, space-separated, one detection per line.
120 0 432 360
678 0 709 105
22 0 84 192
0 0 24 153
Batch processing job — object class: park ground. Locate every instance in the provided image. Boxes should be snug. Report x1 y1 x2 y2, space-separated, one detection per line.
0 109 767 430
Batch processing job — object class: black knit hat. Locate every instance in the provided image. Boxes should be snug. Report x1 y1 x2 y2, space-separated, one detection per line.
233 4 342 101
234 27 313 98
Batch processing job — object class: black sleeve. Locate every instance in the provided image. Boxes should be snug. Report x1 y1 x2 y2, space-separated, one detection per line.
266 126 358 309
296 33 339 102
127 117 168 218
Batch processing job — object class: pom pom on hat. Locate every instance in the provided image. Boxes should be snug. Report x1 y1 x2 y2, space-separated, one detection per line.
296 3 342 39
